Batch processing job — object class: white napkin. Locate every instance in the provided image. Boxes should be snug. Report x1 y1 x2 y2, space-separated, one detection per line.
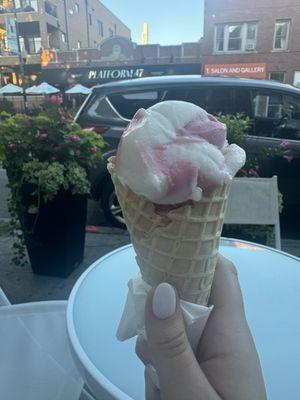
117 275 213 353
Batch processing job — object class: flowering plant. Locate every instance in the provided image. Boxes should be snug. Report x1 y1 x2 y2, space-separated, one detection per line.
0 104 105 265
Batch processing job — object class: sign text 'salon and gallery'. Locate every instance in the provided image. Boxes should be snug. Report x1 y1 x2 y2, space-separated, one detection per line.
204 63 267 79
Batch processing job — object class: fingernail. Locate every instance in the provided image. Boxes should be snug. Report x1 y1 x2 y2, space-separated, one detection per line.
145 364 160 389
152 283 176 319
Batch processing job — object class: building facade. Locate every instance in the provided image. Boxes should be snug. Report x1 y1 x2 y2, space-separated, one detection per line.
0 0 130 84
202 0 300 86
41 36 202 88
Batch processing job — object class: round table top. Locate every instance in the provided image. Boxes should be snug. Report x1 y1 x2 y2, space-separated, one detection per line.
67 239 300 400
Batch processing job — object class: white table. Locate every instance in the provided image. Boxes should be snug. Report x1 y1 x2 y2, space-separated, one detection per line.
67 239 300 400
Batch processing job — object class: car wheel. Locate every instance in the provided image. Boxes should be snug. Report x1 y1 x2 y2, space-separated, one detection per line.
102 180 126 228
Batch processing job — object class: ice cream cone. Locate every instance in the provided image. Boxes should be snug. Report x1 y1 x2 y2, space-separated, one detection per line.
108 159 230 306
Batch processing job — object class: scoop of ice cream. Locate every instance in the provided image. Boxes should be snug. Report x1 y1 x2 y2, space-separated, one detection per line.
116 101 246 205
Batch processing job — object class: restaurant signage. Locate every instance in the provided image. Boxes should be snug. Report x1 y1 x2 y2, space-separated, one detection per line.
87 68 144 80
204 63 267 79
42 63 201 87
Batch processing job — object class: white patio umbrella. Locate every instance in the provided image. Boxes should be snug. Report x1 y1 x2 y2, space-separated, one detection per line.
0 83 23 94
65 84 91 95
25 85 38 94
30 82 60 95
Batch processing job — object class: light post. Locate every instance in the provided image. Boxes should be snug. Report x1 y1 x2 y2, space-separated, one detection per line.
11 0 28 112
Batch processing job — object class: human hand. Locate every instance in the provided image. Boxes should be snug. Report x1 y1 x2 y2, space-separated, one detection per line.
136 255 267 400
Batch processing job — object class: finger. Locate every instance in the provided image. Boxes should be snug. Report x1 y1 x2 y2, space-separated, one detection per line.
145 367 161 400
145 283 220 400
136 335 153 365
197 255 267 400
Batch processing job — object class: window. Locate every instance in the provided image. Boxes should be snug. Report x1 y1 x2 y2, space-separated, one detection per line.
61 32 66 43
22 0 38 11
77 40 81 49
19 37 26 52
98 20 103 36
214 22 257 53
269 71 285 83
293 71 300 88
108 90 160 119
273 20 290 50
28 37 41 53
75 2 79 13
88 13 92 25
114 23 117 35
45 1 57 17
109 28 114 37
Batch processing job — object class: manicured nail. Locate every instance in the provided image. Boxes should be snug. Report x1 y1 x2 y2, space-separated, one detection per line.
145 364 160 389
152 283 176 319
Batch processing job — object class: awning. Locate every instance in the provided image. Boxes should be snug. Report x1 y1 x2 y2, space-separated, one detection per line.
65 84 91 95
0 83 23 94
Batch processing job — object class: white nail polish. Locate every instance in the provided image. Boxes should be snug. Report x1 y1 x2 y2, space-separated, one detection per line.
152 282 176 319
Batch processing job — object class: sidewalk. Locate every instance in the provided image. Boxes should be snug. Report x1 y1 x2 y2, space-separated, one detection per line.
0 226 299 304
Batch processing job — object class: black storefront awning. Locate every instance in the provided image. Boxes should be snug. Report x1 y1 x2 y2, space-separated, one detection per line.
41 63 201 89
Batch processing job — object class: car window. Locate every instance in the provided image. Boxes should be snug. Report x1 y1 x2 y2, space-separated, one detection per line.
233 88 252 116
253 92 284 119
162 87 188 101
107 90 160 120
185 87 210 109
205 87 235 115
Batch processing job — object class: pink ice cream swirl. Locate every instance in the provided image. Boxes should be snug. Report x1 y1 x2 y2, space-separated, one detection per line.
116 101 246 206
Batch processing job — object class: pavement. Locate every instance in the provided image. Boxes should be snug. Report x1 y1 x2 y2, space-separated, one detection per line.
0 223 299 304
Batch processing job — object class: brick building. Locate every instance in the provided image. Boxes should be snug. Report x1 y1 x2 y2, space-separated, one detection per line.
0 0 130 84
202 0 300 86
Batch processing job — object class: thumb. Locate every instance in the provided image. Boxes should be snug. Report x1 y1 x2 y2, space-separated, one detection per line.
145 283 220 400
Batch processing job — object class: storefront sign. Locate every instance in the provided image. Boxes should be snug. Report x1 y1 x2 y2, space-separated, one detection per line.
42 63 201 87
204 63 267 79
87 68 144 80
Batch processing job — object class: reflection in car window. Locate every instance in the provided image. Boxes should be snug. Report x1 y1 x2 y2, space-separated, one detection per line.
108 90 160 119
253 93 283 119
186 87 209 109
205 87 235 115
162 87 188 101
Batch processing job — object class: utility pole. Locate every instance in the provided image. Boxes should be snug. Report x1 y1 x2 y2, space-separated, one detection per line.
11 0 27 112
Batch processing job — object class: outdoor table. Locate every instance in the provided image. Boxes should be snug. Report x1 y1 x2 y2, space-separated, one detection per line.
67 238 300 400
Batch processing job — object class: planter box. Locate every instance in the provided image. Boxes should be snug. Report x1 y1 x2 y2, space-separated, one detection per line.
21 187 87 277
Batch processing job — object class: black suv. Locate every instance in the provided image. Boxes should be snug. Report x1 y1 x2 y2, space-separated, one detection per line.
76 75 300 227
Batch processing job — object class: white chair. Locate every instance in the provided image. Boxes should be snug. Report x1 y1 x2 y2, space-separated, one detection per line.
0 288 96 400
224 176 281 250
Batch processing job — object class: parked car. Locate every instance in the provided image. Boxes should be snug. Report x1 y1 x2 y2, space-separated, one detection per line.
75 75 300 227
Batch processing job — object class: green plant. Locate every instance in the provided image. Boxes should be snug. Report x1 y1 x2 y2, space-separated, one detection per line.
217 113 290 240
0 104 105 265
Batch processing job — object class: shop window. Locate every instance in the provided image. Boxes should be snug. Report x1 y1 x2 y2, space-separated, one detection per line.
215 22 257 53
273 20 290 50
293 71 300 88
269 71 285 83
253 92 283 119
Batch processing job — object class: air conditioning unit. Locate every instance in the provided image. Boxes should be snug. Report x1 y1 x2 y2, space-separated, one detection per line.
245 43 256 51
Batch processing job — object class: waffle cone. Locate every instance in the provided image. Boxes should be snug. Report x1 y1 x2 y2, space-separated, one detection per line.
108 160 230 305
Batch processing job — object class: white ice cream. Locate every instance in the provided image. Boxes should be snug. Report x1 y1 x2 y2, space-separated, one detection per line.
116 101 246 205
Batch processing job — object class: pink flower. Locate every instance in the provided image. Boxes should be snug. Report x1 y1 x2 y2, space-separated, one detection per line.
249 168 259 177
7 143 16 148
89 147 96 153
283 155 294 163
279 139 289 148
76 149 81 156
68 134 80 142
